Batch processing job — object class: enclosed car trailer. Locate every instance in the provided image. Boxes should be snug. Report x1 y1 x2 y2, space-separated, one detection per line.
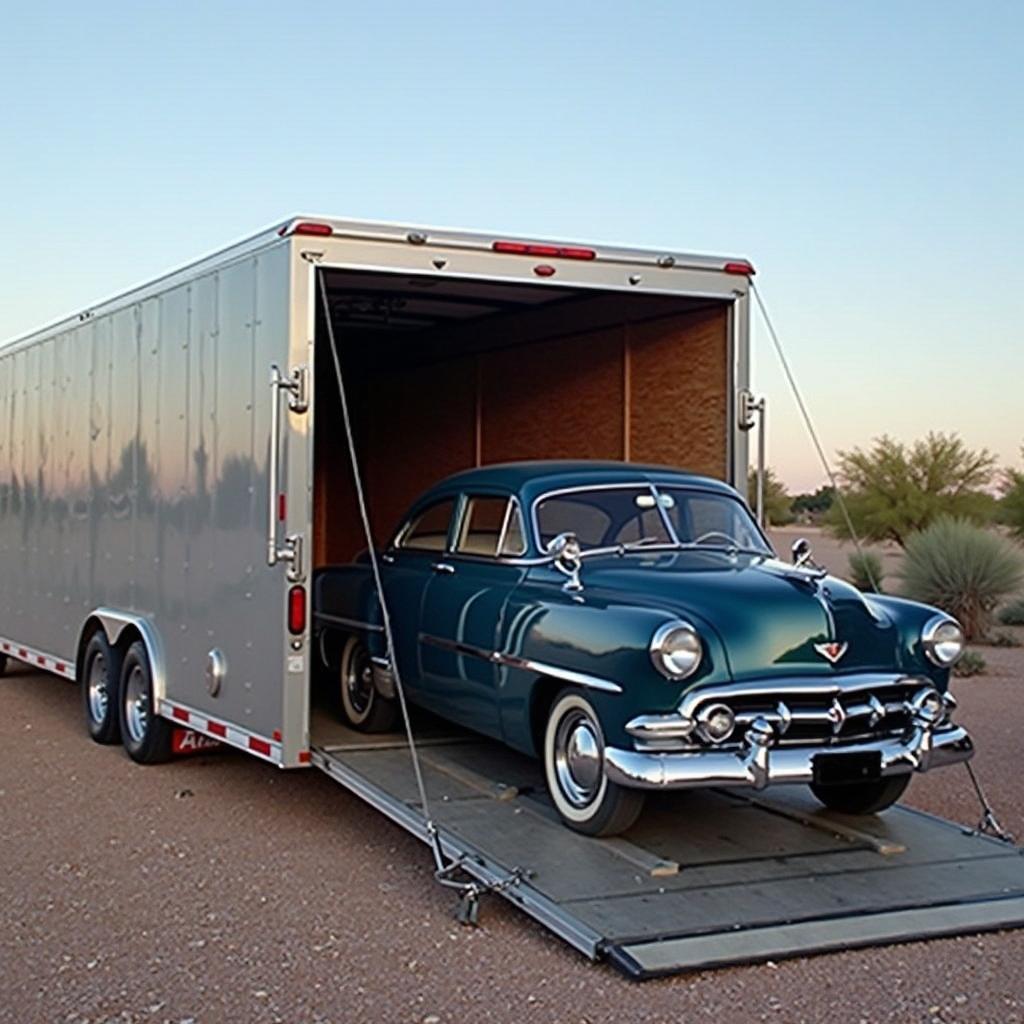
2 216 1023 977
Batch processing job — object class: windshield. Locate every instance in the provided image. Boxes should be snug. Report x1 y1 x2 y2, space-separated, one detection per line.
533 485 772 554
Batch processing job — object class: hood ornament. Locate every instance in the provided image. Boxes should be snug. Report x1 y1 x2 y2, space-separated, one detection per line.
814 640 849 665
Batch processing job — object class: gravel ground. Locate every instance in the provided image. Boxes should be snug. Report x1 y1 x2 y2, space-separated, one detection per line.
2 643 1023 1024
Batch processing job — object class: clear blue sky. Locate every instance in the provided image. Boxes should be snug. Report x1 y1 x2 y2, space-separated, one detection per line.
2 1 1020 490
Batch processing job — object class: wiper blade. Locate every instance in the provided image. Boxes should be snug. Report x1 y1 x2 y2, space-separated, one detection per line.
678 542 773 559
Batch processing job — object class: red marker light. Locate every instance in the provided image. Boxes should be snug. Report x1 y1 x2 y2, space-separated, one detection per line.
533 265 556 277
288 585 307 634
280 221 333 237
723 260 756 276
492 241 596 261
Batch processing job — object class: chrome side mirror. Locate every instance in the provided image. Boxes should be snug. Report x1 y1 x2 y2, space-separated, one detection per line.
791 537 812 569
546 532 583 592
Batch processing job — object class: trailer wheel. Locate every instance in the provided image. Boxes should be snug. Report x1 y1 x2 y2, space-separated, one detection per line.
0 653 7 676
809 774 910 815
543 690 644 837
338 636 398 733
119 640 172 764
81 631 123 744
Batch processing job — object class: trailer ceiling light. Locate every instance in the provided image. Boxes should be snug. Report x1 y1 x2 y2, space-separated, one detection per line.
281 221 333 237
723 260 756 276
492 240 596 261
288 585 307 635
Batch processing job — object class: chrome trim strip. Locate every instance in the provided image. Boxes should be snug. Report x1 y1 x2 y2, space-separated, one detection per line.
418 633 623 694
313 611 384 634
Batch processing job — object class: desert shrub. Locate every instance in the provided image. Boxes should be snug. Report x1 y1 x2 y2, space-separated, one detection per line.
827 433 997 546
1001 451 1024 540
847 550 884 592
986 630 1021 648
898 517 1024 639
997 597 1024 626
952 650 987 678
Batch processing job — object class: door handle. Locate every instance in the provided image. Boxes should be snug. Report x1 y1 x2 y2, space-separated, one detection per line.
431 562 455 575
267 363 309 581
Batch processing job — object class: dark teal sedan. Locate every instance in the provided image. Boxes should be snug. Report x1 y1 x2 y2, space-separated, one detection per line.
314 462 973 836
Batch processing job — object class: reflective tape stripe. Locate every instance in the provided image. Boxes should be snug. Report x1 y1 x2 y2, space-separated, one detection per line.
0 635 77 681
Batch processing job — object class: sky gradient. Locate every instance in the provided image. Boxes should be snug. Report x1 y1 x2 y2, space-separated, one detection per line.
1 1 1020 491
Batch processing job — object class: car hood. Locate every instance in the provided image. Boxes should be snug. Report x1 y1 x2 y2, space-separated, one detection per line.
576 551 901 680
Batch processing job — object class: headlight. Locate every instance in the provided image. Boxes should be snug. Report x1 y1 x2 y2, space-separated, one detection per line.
922 615 965 667
650 620 703 680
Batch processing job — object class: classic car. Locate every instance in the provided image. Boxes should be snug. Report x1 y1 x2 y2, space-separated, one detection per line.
313 461 973 836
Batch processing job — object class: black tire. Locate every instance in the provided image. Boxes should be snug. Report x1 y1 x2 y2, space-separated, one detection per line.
0 653 7 676
118 640 173 764
81 631 123 744
809 774 911 815
543 689 645 837
337 636 398 733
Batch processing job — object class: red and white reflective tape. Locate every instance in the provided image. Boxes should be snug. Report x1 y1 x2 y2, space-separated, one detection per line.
0 635 76 680
157 698 310 766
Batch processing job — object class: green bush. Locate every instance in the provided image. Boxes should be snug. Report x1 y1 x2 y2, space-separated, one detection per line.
898 517 1024 640
998 597 1024 626
827 433 997 546
987 630 1021 648
952 650 987 678
847 550 884 592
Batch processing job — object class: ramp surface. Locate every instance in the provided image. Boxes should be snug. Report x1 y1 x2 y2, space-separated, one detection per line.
310 712 1024 978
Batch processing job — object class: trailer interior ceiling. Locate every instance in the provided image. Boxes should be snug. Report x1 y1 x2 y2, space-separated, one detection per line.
313 269 732 566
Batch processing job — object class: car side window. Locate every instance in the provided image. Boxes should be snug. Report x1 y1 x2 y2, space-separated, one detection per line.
456 496 527 558
398 498 456 552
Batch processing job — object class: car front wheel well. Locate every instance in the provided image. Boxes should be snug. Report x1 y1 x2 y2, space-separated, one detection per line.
529 676 566 756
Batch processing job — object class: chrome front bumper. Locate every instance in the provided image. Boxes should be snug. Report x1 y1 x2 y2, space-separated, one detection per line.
603 720 974 792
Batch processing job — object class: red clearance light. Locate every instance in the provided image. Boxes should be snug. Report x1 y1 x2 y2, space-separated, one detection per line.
533 264 556 277
280 221 333 238
723 260 756 276
492 240 596 261
288 585 307 634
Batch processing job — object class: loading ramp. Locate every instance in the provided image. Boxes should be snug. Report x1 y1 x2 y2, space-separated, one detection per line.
310 711 1024 979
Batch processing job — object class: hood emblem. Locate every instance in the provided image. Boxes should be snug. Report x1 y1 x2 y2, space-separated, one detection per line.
814 641 849 665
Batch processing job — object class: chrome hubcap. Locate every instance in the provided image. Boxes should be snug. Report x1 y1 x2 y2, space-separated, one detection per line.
87 653 108 724
124 665 149 743
554 710 602 808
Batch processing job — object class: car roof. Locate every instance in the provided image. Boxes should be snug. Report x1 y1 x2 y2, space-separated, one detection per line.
424 460 738 501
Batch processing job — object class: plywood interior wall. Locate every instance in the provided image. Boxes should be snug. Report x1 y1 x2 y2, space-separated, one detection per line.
314 302 728 565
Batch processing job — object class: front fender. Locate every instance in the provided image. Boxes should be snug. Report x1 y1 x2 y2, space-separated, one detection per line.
864 593 953 689
497 581 731 754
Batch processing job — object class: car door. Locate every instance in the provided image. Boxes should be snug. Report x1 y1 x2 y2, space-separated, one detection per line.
418 493 528 739
380 495 459 697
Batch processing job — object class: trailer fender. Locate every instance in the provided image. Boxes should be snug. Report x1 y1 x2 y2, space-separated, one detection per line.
78 610 168 706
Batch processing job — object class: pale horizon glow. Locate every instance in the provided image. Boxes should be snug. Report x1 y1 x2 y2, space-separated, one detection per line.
1 1 1021 494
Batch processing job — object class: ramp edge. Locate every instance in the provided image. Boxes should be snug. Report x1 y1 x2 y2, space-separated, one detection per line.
606 894 1024 979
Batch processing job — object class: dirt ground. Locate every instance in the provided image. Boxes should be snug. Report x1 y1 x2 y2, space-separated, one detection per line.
1 606 1023 1022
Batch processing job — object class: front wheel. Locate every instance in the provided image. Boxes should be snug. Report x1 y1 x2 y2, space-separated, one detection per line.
543 690 644 837
119 640 173 764
809 774 910 815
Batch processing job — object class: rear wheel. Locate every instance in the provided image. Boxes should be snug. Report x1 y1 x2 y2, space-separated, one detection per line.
119 640 173 764
338 636 398 733
81 631 122 744
543 689 644 837
809 774 910 815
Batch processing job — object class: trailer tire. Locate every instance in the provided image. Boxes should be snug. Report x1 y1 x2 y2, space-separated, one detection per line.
338 636 398 733
119 640 173 764
0 653 7 676
81 630 123 744
543 689 644 837
809 774 910 815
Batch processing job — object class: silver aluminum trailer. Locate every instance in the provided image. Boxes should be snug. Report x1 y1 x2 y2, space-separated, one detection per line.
2 216 1023 977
